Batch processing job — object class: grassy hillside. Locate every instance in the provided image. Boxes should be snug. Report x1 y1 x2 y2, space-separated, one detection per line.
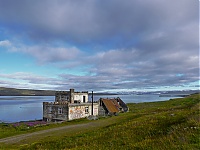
0 93 199 149
0 87 55 96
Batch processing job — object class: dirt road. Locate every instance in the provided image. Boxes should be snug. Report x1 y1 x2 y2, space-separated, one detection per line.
0 122 100 145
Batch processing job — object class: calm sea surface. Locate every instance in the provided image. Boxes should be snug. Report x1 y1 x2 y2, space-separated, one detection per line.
0 95 181 123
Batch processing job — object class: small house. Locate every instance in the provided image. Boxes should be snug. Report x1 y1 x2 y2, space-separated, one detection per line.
43 89 98 122
98 97 129 116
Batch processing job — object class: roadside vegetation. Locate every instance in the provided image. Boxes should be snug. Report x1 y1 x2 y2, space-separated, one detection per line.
0 93 199 149
0 118 91 139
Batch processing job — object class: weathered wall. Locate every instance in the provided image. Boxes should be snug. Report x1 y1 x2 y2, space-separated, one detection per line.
43 102 99 122
43 102 68 122
68 105 85 120
54 90 88 103
55 91 70 102
68 103 98 120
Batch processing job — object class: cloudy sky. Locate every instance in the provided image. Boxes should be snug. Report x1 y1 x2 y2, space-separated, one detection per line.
0 0 199 92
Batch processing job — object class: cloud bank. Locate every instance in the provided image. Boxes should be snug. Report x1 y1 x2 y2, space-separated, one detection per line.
0 0 198 91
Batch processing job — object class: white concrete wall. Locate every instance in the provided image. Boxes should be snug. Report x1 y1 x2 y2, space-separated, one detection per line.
73 93 88 103
68 103 98 120
93 104 99 116
68 105 86 120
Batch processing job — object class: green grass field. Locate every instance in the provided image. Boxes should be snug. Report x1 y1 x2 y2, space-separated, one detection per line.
0 93 199 149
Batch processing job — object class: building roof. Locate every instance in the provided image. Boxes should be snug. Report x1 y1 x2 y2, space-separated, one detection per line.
101 99 119 113
111 99 122 110
116 97 129 112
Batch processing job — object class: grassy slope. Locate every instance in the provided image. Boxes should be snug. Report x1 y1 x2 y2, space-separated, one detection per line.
0 94 199 149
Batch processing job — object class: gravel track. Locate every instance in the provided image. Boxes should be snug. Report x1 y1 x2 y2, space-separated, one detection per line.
0 122 93 144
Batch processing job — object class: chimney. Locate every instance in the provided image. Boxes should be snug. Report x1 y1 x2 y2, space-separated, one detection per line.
70 89 74 103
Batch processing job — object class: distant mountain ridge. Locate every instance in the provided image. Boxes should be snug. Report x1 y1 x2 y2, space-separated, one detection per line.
116 90 199 96
0 87 118 96
0 87 198 96
0 87 55 96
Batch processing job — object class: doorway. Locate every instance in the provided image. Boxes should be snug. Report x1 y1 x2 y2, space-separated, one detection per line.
83 96 86 103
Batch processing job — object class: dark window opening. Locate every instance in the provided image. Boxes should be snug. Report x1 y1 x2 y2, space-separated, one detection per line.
58 108 63 114
83 96 86 103
85 107 89 113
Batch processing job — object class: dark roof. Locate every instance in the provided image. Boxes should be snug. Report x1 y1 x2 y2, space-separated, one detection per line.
116 97 129 112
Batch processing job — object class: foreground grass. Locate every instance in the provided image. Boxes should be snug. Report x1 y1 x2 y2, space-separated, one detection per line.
1 94 199 149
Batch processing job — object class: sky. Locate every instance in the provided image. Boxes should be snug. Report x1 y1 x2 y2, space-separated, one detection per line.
0 0 199 92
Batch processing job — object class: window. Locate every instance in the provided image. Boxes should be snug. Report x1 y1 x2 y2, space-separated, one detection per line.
83 96 86 103
58 108 63 114
85 107 89 113
48 107 52 113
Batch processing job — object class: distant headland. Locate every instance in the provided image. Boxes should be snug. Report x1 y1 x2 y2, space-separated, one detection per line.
0 87 55 96
0 87 198 96
0 87 118 96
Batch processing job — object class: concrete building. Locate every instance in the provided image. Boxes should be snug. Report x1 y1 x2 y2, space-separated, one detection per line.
43 89 98 122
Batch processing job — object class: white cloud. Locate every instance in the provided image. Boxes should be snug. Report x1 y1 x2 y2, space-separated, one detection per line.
0 40 11 47
6 42 81 64
0 72 59 90
25 46 81 64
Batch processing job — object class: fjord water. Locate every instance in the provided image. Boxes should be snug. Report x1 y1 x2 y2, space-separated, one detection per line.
0 95 181 123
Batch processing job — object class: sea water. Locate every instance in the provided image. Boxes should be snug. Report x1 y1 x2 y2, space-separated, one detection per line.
0 95 181 123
